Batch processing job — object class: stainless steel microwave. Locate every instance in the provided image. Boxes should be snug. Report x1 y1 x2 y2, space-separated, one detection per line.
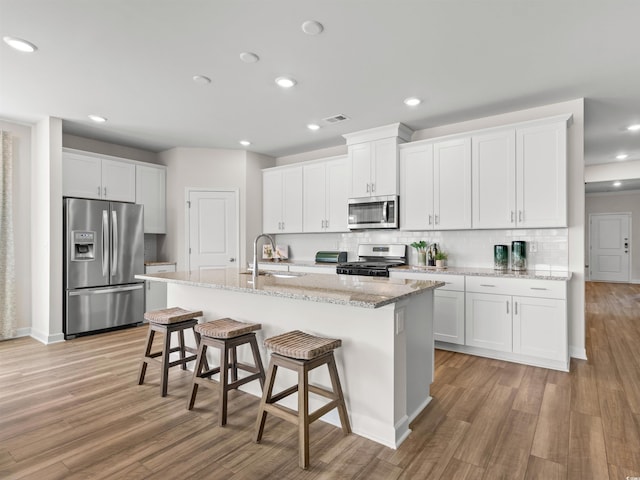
348 195 399 230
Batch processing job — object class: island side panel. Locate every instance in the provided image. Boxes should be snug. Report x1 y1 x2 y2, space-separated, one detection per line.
168 282 407 449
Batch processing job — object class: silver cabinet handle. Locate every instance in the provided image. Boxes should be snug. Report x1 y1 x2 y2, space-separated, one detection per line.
366 183 370 193
506 301 509 314
515 301 518 315
480 284 495 287
435 214 439 225
104 187 107 198
428 214 433 225
371 183 375 193
519 210 523 222
530 287 548 291
97 186 101 196
147 281 151 291
511 211 514 223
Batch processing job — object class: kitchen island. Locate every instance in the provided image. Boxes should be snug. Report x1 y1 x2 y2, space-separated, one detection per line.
136 268 444 448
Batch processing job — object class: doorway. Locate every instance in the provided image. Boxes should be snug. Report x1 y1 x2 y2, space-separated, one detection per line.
588 213 631 282
186 189 239 272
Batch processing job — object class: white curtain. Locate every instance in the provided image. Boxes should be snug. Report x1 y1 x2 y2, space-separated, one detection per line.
0 130 17 339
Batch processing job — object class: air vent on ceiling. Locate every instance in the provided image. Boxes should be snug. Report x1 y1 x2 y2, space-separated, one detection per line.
322 114 350 125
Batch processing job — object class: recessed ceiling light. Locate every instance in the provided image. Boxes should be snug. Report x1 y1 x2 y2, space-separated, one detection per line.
616 154 629 160
88 115 107 123
613 181 622 187
307 124 320 131
404 97 421 107
301 20 324 35
192 75 211 85
3 36 37 53
627 124 640 132
275 76 296 88
239 52 259 63
239 140 251 147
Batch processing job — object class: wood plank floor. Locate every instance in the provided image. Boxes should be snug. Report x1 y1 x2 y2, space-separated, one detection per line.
1 281 640 479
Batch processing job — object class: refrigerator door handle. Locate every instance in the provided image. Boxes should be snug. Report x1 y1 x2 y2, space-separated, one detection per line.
68 284 144 296
102 210 109 276
111 210 118 276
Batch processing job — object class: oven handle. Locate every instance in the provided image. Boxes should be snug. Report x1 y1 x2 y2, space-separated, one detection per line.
382 201 388 223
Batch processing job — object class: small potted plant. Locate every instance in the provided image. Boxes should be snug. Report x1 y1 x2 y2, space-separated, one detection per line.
410 241 430 266
434 251 448 268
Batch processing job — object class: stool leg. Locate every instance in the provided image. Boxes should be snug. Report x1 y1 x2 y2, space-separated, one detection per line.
327 354 351 435
249 336 266 389
298 363 310 469
137 327 155 385
230 346 238 382
187 340 208 410
178 329 187 371
160 329 172 397
193 329 210 372
219 341 230 426
254 360 278 443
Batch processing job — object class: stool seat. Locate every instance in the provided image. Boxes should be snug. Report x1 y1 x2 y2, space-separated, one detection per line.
196 318 261 339
144 307 203 325
264 330 341 360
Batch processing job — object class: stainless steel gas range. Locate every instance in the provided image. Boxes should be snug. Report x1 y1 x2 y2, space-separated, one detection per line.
336 244 406 277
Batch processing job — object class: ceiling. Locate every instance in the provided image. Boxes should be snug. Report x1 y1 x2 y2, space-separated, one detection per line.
1 1 640 165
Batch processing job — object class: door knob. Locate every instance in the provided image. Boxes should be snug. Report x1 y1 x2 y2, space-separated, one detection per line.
229 257 236 262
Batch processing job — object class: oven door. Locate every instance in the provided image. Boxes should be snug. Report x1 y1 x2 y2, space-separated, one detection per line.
348 195 398 230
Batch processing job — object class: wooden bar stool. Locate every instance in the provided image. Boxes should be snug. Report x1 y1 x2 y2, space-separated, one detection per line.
137 307 203 397
253 330 351 469
187 318 266 426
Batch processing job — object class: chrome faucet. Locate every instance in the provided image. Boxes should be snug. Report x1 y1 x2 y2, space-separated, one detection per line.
252 233 275 281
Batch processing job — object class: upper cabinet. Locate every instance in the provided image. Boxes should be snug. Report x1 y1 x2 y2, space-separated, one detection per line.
263 165 303 233
472 116 569 229
136 164 167 233
400 137 472 230
303 156 350 233
63 150 136 202
344 123 413 198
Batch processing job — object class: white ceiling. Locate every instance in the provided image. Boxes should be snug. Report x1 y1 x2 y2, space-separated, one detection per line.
1 1 640 165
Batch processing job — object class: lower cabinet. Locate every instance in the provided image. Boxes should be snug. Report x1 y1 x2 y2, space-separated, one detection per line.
512 295 566 362
465 292 512 352
145 263 176 314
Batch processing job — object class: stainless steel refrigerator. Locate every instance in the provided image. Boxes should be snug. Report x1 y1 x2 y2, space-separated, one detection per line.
63 198 145 339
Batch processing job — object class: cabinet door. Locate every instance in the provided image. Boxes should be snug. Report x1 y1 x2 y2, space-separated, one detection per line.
513 296 567 362
400 143 434 230
102 159 136 202
516 122 567 227
144 264 176 313
349 142 372 197
303 163 327 233
433 137 471 230
465 292 512 352
434 290 465 345
325 157 350 232
371 137 398 196
472 130 516 229
62 152 102 199
262 169 283 233
281 166 303 233
136 165 166 233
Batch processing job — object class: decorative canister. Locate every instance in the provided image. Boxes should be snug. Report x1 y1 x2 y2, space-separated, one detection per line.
493 245 509 270
511 241 527 271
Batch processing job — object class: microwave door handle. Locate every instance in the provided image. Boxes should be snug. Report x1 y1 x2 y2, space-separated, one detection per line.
102 210 109 276
382 201 388 223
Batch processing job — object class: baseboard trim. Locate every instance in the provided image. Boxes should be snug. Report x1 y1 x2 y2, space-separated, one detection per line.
30 329 65 345
15 327 31 338
570 346 587 360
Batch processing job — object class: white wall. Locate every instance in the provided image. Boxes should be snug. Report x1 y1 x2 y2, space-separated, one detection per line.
31 117 64 343
275 99 587 359
158 148 273 270
586 190 640 282
63 134 160 164
0 119 32 335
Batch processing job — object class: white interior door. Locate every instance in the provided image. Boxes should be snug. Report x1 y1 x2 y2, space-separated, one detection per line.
187 190 238 272
589 213 631 282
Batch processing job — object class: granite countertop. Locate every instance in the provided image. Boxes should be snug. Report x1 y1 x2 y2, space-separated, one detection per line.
136 268 443 309
389 265 572 281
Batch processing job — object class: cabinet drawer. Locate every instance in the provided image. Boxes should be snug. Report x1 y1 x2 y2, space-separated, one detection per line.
145 264 176 274
389 271 464 291
465 276 566 299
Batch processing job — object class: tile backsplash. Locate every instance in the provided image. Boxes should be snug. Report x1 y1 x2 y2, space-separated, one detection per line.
276 228 569 271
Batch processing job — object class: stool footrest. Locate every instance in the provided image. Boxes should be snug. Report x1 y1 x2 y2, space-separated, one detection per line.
308 384 337 400
263 403 299 424
268 384 298 404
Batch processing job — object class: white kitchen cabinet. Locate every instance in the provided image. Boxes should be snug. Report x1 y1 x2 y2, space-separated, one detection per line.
399 137 471 230
63 150 135 202
289 264 337 275
349 137 399 197
145 263 176 314
262 166 303 233
512 296 566 362
472 118 568 229
465 292 513 353
136 164 167 233
516 120 567 228
390 271 465 345
303 156 350 232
